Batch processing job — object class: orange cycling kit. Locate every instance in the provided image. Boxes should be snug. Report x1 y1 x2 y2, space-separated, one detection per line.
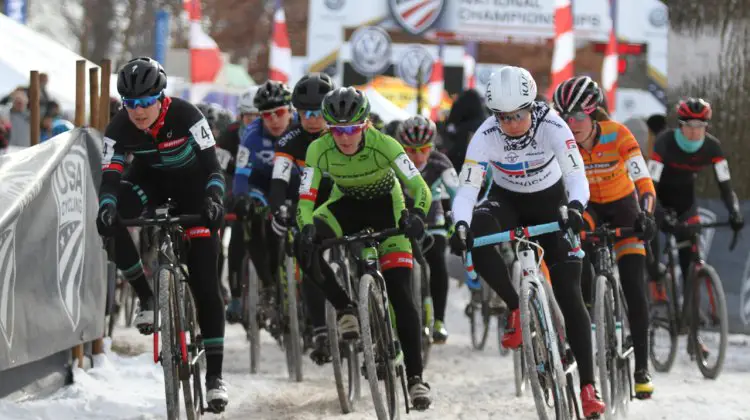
579 120 656 258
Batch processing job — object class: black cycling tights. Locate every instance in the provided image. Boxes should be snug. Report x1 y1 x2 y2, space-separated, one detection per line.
227 213 280 296
303 219 424 378
471 217 594 387
113 181 225 378
425 235 449 323
227 219 245 298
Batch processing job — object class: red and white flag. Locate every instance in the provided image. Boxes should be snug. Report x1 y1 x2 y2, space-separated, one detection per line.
184 0 222 84
269 0 291 83
546 0 575 100
463 41 477 90
602 0 618 114
428 43 445 121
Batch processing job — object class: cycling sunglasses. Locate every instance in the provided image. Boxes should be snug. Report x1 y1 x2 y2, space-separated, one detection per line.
122 94 160 109
303 109 323 118
330 123 366 136
495 108 531 123
260 106 288 120
403 144 433 154
561 111 590 122
680 119 708 128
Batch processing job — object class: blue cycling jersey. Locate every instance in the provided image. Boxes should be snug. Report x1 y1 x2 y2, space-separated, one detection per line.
232 118 278 195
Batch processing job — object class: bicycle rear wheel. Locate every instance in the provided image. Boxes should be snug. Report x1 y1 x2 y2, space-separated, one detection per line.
649 272 678 373
690 265 728 379
359 274 401 420
283 255 304 382
520 280 570 420
157 268 181 420
243 255 261 374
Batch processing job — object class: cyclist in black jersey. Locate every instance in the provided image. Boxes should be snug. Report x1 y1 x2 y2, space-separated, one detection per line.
96 57 228 410
269 73 335 365
647 98 744 283
396 115 459 344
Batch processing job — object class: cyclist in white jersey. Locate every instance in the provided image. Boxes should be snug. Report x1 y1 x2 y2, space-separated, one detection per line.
449 66 606 418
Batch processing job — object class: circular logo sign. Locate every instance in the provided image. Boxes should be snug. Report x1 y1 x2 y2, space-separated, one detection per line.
350 26 392 77
324 0 345 11
649 8 667 28
395 46 433 87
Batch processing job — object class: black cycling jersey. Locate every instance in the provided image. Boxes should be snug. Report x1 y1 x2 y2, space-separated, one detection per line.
648 129 739 215
216 121 242 190
403 150 458 224
100 96 225 207
268 123 332 212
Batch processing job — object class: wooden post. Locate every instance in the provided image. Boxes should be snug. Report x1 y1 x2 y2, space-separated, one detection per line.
28 71 40 146
74 60 86 127
89 67 99 128
99 59 112 131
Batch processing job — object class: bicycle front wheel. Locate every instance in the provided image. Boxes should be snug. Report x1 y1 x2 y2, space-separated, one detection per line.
359 273 400 420
690 265 728 379
467 281 491 351
157 268 181 420
649 272 678 373
327 300 360 413
593 275 616 419
177 282 204 420
520 280 570 420
284 256 304 382
243 255 261 374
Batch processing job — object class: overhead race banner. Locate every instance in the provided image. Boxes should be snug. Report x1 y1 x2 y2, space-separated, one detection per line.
0 129 107 371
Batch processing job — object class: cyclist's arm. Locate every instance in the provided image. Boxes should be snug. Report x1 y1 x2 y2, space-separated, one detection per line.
439 166 459 201
99 130 127 208
296 142 325 228
547 114 589 207
269 129 299 212
233 123 259 196
452 129 487 226
189 117 226 202
708 139 741 214
618 127 656 213
384 136 432 216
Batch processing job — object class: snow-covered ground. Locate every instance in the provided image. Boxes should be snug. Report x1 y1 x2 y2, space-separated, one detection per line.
2 281 750 420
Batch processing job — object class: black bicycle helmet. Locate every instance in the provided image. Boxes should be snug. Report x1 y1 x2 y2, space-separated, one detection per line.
292 73 335 110
196 103 219 128
254 80 292 111
322 87 370 125
384 120 403 138
552 75 602 114
369 112 385 131
397 115 436 147
676 97 712 121
117 56 167 98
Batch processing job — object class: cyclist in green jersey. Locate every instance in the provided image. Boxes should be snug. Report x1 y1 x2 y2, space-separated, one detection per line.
296 87 433 410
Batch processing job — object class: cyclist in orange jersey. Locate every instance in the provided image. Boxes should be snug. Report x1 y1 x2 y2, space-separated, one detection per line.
553 76 657 400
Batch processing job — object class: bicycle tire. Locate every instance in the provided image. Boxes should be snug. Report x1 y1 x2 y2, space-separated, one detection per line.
359 274 400 420
691 265 728 380
468 281 491 351
158 268 181 420
649 273 678 373
513 348 526 397
284 255 304 382
520 280 570 420
124 283 137 327
594 275 616 419
617 356 631 416
244 255 261 374
413 261 433 367
175 280 203 420
327 300 360 413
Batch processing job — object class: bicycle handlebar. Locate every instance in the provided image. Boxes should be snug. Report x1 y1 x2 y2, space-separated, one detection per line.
669 220 739 251
580 226 639 241
119 214 204 228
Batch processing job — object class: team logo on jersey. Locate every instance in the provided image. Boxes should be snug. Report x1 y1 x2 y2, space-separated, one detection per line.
506 152 519 163
389 0 446 35
52 145 87 330
0 223 17 349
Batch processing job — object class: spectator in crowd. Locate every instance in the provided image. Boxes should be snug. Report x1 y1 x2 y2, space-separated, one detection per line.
444 89 488 171
39 73 52 115
645 114 667 159
8 90 31 147
0 117 10 152
40 109 74 143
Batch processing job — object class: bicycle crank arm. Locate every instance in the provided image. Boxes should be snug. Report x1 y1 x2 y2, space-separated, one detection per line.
619 347 634 360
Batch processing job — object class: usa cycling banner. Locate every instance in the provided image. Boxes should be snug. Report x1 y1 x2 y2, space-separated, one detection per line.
0 129 107 370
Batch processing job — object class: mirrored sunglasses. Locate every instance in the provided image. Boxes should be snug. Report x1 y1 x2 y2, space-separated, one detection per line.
330 123 365 136
122 94 160 109
404 144 433 154
561 111 590 123
495 109 531 123
303 109 323 119
261 107 288 120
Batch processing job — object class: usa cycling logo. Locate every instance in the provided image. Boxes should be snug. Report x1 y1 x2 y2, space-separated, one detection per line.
0 223 17 348
52 144 87 330
389 0 446 35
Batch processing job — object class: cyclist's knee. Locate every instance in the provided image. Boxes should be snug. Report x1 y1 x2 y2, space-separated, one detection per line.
378 236 412 270
614 237 646 259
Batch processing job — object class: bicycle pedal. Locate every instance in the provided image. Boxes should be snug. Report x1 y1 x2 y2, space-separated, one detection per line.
205 400 227 413
635 390 653 400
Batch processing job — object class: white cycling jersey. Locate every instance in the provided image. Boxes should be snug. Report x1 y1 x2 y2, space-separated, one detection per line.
452 102 590 225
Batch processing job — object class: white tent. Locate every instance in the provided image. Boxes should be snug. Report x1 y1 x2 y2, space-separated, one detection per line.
0 13 98 112
362 87 410 123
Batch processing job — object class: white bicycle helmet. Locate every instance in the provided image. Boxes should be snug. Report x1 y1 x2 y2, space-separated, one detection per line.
238 86 259 114
485 66 537 113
